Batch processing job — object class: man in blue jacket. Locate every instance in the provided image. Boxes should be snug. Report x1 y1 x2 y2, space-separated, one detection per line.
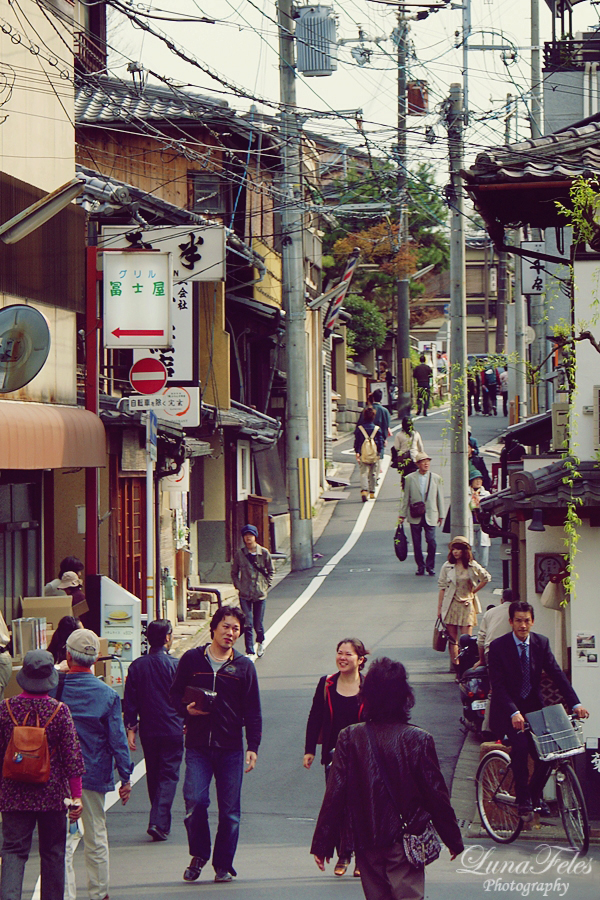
54 628 133 900
124 619 184 842
170 605 262 885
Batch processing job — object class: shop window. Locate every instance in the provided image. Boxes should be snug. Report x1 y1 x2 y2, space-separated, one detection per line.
237 440 251 501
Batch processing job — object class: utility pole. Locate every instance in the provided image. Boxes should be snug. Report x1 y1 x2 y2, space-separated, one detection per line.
447 83 469 539
513 228 527 420
531 0 542 137
278 0 313 570
396 9 411 419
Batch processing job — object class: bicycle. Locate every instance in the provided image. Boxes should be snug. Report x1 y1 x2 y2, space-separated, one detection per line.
475 712 589 854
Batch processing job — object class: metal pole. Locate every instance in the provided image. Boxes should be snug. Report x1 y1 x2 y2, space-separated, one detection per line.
513 228 527 420
447 84 469 539
396 9 411 419
462 0 471 125
278 0 313 570
483 240 489 354
145 414 156 618
85 239 99 577
531 0 542 137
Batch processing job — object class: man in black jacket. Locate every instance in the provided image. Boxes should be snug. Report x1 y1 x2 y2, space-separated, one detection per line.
170 605 262 885
489 601 588 819
124 619 184 842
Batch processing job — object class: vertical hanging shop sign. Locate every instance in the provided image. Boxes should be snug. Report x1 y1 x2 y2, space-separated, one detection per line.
103 251 172 349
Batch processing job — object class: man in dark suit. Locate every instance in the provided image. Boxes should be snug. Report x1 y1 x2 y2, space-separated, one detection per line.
488 601 588 819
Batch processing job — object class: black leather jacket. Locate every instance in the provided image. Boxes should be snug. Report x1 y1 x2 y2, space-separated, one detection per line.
311 721 464 858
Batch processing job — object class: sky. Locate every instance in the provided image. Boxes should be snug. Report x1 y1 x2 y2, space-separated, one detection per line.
105 0 600 181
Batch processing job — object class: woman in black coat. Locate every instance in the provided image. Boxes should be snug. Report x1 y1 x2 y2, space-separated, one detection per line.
311 658 464 900
304 638 368 877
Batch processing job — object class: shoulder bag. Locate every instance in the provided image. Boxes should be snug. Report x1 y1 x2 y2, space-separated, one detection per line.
432 616 449 653
365 723 441 868
409 474 431 518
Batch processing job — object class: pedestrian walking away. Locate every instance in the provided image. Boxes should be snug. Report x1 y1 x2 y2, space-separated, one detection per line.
437 536 490 679
0 650 85 900
52 628 133 900
47 616 83 671
354 407 385 501
398 453 444 575
391 417 424 486
170 605 262 885
499 365 509 416
488 601 589 820
231 524 274 657
311 658 464 900
124 619 184 842
413 355 433 416
475 589 513 667
304 638 369 878
469 470 491 568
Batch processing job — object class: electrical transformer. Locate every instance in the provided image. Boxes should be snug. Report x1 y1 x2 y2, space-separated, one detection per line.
295 6 338 77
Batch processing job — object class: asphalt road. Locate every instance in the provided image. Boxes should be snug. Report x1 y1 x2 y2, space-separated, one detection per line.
19 406 600 898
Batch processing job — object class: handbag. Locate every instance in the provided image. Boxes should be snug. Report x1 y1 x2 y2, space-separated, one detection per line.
432 616 448 653
365 723 442 868
394 523 408 562
540 577 566 610
409 474 431 518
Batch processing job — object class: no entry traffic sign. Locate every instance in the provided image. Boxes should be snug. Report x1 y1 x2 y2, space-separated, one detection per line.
130 357 168 395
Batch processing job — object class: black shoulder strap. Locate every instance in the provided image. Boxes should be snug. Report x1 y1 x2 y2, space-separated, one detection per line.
246 550 270 580
365 723 407 831
425 473 432 502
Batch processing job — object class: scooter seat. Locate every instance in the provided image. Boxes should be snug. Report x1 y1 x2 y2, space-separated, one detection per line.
461 664 488 680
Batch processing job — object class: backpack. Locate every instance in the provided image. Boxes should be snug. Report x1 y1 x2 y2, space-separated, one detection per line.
359 425 380 464
2 698 62 784
484 367 497 386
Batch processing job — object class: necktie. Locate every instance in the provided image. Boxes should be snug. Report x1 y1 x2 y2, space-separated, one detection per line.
519 642 531 698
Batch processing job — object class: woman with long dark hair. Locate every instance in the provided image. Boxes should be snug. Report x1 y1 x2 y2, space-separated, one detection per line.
47 616 83 669
437 535 490 676
311 658 463 900
304 638 368 877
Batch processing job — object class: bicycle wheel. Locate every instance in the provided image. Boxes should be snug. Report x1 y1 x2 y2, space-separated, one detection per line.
556 764 589 855
476 750 523 843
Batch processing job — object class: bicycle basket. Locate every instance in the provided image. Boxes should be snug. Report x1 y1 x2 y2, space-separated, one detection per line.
526 705 585 761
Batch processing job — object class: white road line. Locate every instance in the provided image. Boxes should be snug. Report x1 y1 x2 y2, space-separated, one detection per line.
252 456 391 658
29 760 147 900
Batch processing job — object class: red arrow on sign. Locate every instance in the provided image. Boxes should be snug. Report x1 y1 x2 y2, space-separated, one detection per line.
112 328 165 338
130 358 168 395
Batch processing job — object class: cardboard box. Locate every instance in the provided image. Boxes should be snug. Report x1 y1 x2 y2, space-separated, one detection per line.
21 596 73 631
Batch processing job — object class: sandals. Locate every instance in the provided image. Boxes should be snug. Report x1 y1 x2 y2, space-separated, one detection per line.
353 865 361 877
334 858 350 877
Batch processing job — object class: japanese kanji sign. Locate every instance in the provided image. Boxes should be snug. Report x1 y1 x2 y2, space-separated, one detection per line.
103 251 172 349
100 225 225 283
128 386 200 427
521 242 546 295
133 280 195 384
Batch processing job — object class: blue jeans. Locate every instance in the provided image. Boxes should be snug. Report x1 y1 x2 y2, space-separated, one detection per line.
183 746 244 873
239 597 265 653
141 734 184 833
410 519 437 572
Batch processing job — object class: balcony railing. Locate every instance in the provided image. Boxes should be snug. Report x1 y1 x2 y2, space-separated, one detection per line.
544 38 600 71
74 31 107 74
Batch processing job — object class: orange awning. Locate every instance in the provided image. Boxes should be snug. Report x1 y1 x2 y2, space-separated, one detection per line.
0 401 106 469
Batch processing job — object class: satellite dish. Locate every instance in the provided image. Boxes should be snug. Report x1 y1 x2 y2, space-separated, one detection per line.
0 305 51 392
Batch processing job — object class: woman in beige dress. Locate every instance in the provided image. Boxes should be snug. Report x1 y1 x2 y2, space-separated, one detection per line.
437 535 490 677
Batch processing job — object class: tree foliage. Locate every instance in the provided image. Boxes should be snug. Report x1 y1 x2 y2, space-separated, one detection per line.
320 160 449 329
344 294 387 355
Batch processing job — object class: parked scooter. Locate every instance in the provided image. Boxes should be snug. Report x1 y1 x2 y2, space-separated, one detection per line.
457 634 489 735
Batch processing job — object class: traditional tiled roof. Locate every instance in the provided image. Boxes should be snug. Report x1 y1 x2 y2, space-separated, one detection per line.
463 121 600 186
75 77 230 125
480 459 600 517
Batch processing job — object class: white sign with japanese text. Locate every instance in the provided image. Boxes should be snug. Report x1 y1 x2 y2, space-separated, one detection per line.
100 225 225 283
103 251 172 348
521 241 546 295
133 281 194 383
129 386 200 427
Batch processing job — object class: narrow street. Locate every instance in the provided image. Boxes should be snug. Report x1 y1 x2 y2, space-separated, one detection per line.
29 411 600 899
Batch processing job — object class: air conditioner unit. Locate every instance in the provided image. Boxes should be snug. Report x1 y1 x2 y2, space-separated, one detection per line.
296 6 337 77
